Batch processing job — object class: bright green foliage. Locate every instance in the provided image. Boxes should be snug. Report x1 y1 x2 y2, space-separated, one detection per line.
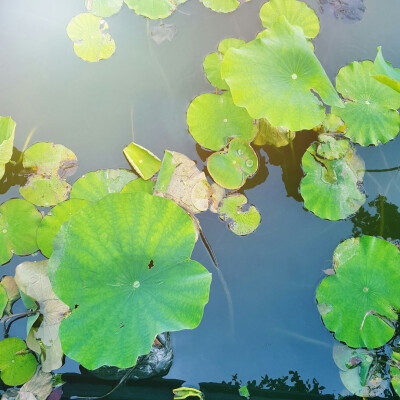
124 0 188 19
207 138 258 190
316 236 400 348
253 119 291 147
67 13 116 62
200 0 251 13
332 61 400 146
86 0 124 17
70 169 136 202
221 17 342 131
300 139 365 220
218 194 260 236
123 142 161 180
239 386 250 399
316 134 350 160
173 387 204 400
372 47 400 93
0 199 42 265
0 285 7 318
37 199 88 258
259 0 320 39
20 142 78 207
218 38 246 55
321 113 346 133
0 276 20 315
121 178 155 194
187 92 257 151
390 346 400 397
49 192 212 370
0 338 37 386
0 117 16 180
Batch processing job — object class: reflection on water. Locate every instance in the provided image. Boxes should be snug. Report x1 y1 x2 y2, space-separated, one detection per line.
0 148 28 194
319 0 366 22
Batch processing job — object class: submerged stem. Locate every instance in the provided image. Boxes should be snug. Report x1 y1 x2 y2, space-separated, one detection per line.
2 310 38 338
361 165 400 173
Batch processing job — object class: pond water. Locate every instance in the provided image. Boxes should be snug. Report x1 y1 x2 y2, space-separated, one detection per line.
0 0 399 398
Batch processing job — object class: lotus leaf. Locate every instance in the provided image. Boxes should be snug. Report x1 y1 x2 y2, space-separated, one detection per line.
253 119 291 147
70 169 136 202
390 345 400 397
0 338 37 386
85 0 124 17
15 260 69 373
154 151 211 214
37 199 88 258
316 134 350 160
207 138 258 190
19 367 53 400
124 0 188 19
0 199 42 265
321 113 346 133
300 140 365 220
173 387 204 400
0 276 20 315
259 0 320 39
49 192 212 369
221 17 342 131
121 178 155 194
187 92 257 151
372 47 400 93
0 117 16 180
20 142 77 207
123 142 161 180
316 236 400 348
67 13 116 62
199 0 251 13
0 285 7 318
218 38 246 55
218 194 260 236
331 61 400 146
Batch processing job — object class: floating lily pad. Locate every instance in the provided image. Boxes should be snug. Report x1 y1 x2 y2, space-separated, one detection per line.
124 0 188 19
300 139 365 220
0 117 16 180
15 260 70 373
316 134 350 160
49 192 211 370
67 13 116 62
221 16 342 131
37 199 88 258
372 47 400 93
253 119 292 147
199 0 251 13
207 138 258 190
0 276 19 315
121 178 155 194
259 0 320 39
390 345 400 396
20 142 78 207
70 169 136 202
321 113 346 133
187 92 257 151
316 236 400 348
123 142 161 180
218 194 260 236
0 338 37 386
0 199 42 265
85 0 124 17
331 61 400 146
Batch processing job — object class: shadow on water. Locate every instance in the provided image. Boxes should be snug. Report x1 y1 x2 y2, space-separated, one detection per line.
0 147 28 194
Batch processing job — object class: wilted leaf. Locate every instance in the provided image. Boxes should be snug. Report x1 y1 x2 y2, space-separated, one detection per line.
19 366 53 400
0 276 20 315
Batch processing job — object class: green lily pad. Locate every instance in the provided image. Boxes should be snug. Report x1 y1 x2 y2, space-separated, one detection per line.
390 345 400 396
187 92 257 151
218 194 260 236
300 139 366 220
0 338 37 386
85 0 124 17
0 117 16 180
218 38 246 55
0 276 20 315
207 138 258 190
70 169 136 202
49 192 212 370
173 387 205 400
259 0 320 39
123 142 161 180
124 0 188 19
331 60 400 146
0 199 42 265
20 142 78 207
37 199 88 258
321 113 346 133
67 13 116 62
316 236 400 348
199 0 251 13
253 119 291 147
221 16 342 131
316 134 350 160
372 47 400 93
121 178 155 194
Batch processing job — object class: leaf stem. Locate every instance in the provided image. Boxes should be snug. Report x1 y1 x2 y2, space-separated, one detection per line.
361 165 400 173
2 310 38 338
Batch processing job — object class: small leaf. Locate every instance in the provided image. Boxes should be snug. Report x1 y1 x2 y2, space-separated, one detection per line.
0 276 20 315
173 387 204 400
0 117 16 180
123 143 161 180
199 0 251 13
124 0 188 19
372 47 400 93
85 0 123 17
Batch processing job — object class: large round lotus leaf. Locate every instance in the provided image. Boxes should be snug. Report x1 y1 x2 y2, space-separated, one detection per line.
207 138 258 190
187 92 257 151
49 192 212 370
331 61 400 146
85 0 123 17
316 236 400 348
300 140 366 220
0 338 37 386
124 0 187 19
70 169 136 202
67 13 116 62
37 199 88 258
372 47 400 93
221 16 342 131
390 346 400 396
259 0 320 39
0 117 16 180
200 0 251 13
218 194 260 236
0 199 42 265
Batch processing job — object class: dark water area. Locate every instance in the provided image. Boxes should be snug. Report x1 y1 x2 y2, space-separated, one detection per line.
0 0 399 398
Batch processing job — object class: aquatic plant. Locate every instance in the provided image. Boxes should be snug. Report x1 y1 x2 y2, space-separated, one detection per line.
0 117 16 180
123 142 161 180
200 0 251 13
372 47 400 93
85 0 124 17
